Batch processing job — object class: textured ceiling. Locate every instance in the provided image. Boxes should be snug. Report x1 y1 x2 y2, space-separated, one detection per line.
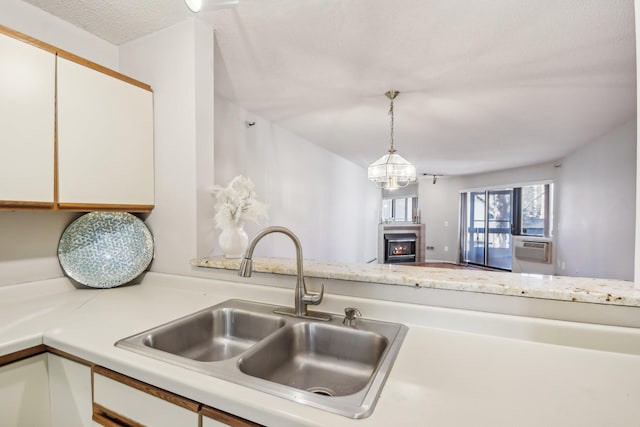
22 0 193 44
23 0 637 176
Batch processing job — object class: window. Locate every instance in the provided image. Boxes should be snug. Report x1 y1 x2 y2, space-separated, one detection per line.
381 197 417 223
513 183 552 237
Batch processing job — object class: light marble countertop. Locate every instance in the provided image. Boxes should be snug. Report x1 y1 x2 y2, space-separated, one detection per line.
2 273 640 426
193 256 640 307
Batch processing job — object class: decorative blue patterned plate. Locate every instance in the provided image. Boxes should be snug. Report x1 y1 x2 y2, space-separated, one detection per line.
58 212 154 288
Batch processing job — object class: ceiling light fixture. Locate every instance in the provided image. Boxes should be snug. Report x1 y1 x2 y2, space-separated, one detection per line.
184 0 239 13
368 90 417 190
422 173 442 184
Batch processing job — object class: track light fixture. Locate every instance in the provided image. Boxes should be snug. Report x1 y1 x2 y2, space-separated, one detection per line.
422 173 442 184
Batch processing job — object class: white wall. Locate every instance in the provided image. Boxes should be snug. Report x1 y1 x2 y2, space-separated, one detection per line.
119 19 215 276
214 96 380 263
635 0 640 286
418 175 461 262
419 118 636 281
556 119 636 280
0 0 119 286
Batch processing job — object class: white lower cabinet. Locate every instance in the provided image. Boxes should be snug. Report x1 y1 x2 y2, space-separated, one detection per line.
48 353 96 427
0 353 52 427
203 416 229 427
0 351 260 427
92 367 199 427
91 367 262 427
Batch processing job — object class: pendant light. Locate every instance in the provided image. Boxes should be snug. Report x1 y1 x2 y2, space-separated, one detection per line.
367 90 417 190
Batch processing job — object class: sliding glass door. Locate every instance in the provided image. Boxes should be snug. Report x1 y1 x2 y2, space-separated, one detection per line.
463 190 512 270
466 192 486 265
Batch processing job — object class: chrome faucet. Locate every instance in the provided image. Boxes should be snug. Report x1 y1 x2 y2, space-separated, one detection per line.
238 226 331 321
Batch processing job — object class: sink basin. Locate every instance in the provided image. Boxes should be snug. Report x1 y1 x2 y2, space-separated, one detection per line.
141 307 285 361
238 322 388 396
116 300 286 364
116 299 407 419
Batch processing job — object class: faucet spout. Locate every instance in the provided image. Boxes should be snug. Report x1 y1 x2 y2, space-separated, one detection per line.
238 257 252 277
238 226 330 320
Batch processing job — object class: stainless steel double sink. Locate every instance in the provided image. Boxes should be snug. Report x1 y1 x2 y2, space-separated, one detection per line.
116 299 408 418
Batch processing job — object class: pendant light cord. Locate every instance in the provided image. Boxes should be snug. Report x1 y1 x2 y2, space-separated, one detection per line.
389 96 395 153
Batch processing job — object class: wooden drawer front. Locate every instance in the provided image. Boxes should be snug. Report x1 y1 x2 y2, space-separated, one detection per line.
93 369 198 427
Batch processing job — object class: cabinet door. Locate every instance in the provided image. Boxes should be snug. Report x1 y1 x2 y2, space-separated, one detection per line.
93 367 199 427
201 405 261 427
0 353 52 427
48 354 96 427
0 32 55 206
57 57 154 209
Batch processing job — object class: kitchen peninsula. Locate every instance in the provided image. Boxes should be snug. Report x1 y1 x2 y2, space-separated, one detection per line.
194 256 640 329
2 271 640 427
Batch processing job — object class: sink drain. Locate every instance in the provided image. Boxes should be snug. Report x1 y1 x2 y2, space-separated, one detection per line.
306 386 335 397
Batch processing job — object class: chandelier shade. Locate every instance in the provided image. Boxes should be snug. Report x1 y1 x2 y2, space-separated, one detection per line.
367 90 417 190
367 151 417 190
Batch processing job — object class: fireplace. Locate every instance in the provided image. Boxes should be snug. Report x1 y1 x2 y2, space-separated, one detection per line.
384 233 417 263
378 223 425 264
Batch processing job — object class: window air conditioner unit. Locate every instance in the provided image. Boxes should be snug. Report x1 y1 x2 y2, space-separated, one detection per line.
514 240 551 264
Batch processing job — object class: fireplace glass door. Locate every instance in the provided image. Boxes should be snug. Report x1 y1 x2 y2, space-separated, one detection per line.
384 234 417 264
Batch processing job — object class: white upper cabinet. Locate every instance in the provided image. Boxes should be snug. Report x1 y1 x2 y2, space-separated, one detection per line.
0 26 154 212
57 57 154 208
0 32 55 205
